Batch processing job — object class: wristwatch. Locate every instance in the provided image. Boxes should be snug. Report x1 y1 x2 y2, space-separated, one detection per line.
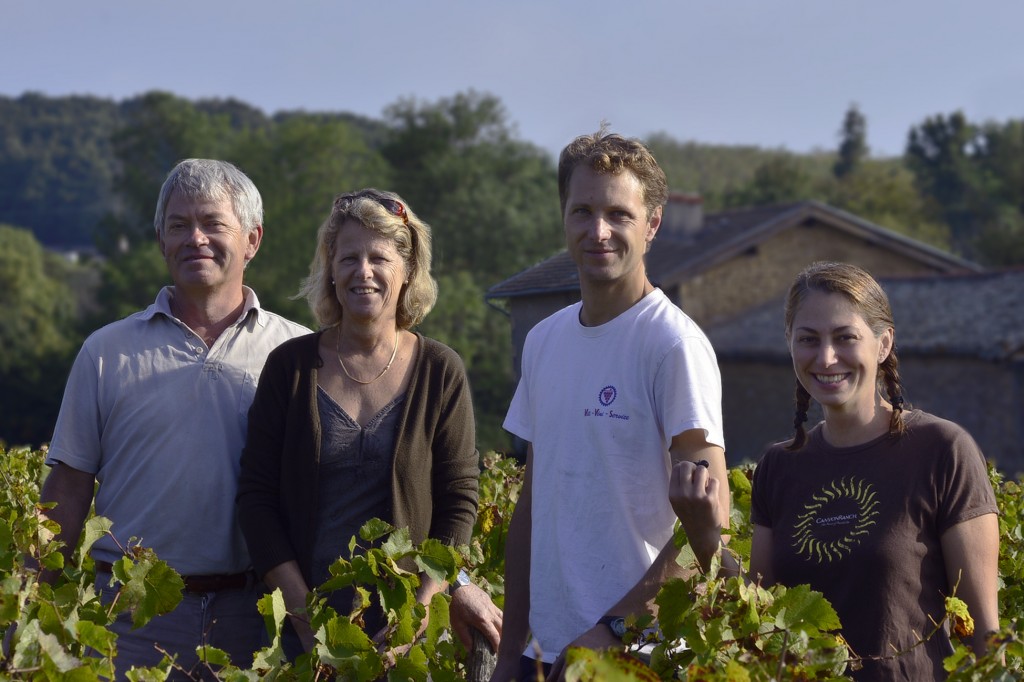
451 568 472 593
596 615 627 639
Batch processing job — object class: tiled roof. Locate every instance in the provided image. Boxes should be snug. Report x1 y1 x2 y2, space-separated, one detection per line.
485 250 579 298
646 202 807 279
487 200 978 299
706 269 1024 361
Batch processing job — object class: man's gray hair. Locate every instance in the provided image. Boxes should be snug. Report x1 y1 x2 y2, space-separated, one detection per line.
153 159 263 234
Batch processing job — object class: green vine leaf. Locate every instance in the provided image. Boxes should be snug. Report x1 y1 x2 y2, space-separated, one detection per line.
360 518 396 543
423 590 450 653
318 615 382 680
76 619 116 657
110 554 184 628
772 583 841 634
381 527 415 559
77 516 114 567
652 578 695 641
414 539 459 585
389 648 429 681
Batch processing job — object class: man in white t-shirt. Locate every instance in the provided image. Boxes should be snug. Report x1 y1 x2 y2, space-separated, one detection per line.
492 129 730 681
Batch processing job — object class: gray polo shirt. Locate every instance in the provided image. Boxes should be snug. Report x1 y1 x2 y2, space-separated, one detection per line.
48 286 310 575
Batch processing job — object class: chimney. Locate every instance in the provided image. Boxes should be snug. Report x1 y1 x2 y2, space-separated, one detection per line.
661 193 703 238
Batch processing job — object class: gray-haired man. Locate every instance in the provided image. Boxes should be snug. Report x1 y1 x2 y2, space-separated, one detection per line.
42 159 310 678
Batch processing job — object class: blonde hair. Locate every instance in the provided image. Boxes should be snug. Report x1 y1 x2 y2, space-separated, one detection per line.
299 189 437 329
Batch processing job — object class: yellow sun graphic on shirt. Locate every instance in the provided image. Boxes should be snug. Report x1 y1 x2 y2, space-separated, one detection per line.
792 477 880 563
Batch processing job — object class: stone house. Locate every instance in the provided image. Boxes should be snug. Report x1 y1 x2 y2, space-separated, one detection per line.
485 198 1024 474
707 268 1024 475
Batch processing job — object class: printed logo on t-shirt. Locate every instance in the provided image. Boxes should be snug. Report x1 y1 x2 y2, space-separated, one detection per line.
582 385 631 421
791 477 879 563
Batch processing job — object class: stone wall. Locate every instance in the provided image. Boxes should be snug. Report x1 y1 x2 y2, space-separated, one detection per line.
719 360 802 465
507 290 581 378
718 355 1024 476
674 220 943 328
901 355 1024 476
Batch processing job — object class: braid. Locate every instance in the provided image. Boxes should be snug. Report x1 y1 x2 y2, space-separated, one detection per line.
881 349 908 437
785 262 909 445
786 381 812 451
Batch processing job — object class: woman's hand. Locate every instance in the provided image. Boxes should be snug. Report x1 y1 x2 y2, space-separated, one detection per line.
373 625 411 669
262 561 317 651
373 571 448 667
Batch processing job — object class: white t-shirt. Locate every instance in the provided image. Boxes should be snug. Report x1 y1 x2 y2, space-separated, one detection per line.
504 288 724 661
47 286 310 575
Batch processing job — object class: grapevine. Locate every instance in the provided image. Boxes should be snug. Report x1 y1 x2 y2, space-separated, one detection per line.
0 446 1020 680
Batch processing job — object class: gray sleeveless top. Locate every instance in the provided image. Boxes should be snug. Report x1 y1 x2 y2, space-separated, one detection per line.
311 386 404 620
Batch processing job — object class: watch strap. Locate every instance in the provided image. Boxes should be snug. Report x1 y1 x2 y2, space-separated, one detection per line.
450 568 472 592
596 615 626 638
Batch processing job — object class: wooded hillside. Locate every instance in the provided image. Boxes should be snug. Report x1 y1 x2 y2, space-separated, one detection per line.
2 92 1022 449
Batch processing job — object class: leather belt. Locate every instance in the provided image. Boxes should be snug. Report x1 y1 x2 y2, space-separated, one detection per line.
94 561 253 593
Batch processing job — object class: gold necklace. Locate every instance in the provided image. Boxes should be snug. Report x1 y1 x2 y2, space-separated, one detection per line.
337 329 400 385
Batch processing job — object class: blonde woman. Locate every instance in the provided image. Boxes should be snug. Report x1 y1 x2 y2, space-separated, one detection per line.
238 189 499 659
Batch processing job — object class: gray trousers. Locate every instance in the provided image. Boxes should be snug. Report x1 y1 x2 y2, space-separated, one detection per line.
96 571 264 681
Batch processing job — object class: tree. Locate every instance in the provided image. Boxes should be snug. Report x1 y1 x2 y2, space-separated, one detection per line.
825 107 948 247
232 114 392 324
833 105 868 179
85 93 243 325
723 154 819 207
380 90 563 278
0 93 120 247
415 142 561 275
825 159 950 250
648 135 777 209
97 91 251 252
975 119 1024 209
905 112 1024 263
904 112 981 255
379 91 564 451
974 204 1024 266
0 225 79 445
971 120 1024 264
418 271 515 449
87 241 169 327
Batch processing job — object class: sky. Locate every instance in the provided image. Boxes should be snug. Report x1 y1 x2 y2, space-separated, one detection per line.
3 0 1023 159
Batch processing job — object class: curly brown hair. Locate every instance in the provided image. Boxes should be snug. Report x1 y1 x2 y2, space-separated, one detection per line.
557 125 668 222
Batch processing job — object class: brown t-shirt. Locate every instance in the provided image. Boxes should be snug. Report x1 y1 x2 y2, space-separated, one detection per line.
751 410 998 681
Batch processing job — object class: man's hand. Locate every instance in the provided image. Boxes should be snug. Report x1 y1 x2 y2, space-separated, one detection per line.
451 582 503 652
546 624 622 681
669 459 724 572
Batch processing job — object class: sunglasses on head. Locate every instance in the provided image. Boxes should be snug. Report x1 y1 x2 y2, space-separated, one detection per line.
334 190 409 226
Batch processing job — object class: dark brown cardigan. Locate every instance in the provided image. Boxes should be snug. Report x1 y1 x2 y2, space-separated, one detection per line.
237 331 479 581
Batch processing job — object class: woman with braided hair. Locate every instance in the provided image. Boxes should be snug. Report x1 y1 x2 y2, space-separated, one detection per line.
671 261 999 680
